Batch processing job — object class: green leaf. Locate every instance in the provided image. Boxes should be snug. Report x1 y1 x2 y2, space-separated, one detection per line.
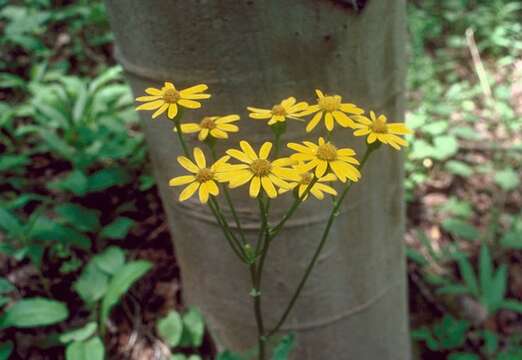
500 231 522 249
494 168 520 191
0 297 68 329
65 337 105 360
445 160 473 177
55 203 100 232
30 217 91 250
0 208 22 237
481 330 498 355
406 248 428 266
500 300 522 313
436 284 470 296
432 135 459 160
156 311 183 347
0 341 13 360
442 219 479 241
59 322 98 344
170 355 187 360
478 245 493 304
0 278 15 294
48 170 88 196
74 263 109 304
456 255 479 296
87 167 131 193
100 217 134 240
0 154 29 172
272 334 295 360
93 246 126 275
100 261 151 326
179 307 205 347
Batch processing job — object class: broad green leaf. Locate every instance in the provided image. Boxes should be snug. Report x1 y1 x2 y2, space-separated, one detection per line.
29 217 91 249
442 219 479 241
93 246 125 275
0 278 15 294
0 208 22 237
500 231 522 249
0 341 13 360
0 154 29 171
179 307 205 347
406 248 428 266
445 160 473 177
48 170 88 196
100 217 134 240
485 264 507 312
65 337 105 360
448 353 479 360
74 263 109 304
481 330 498 355
100 261 151 326
272 334 295 360
432 135 458 160
436 284 470 296
494 168 520 191
433 315 469 350
156 311 183 347
0 297 68 329
59 322 98 344
87 167 131 193
55 203 100 232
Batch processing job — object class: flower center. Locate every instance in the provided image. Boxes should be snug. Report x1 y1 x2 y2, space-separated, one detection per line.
316 143 337 161
300 172 314 185
318 96 340 112
250 159 272 177
162 88 181 103
200 117 216 129
196 168 214 182
372 116 388 133
271 104 286 116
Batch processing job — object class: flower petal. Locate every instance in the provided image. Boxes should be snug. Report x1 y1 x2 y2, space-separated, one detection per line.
332 111 355 128
261 176 277 198
169 175 195 186
240 141 258 160
136 95 161 102
168 103 178 119
210 128 228 139
325 112 334 131
306 111 323 133
177 156 199 173
152 103 169 119
206 180 219 195
249 176 261 198
226 149 252 164
136 100 165 110
198 183 210 203
193 147 206 168
180 123 201 133
179 182 199 201
145 88 162 96
178 99 201 109
259 142 272 160
180 84 208 95
215 114 240 123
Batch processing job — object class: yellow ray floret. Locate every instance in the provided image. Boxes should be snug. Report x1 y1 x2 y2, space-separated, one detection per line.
168 147 229 204
279 165 338 200
179 114 240 141
287 137 361 183
247 97 308 126
136 82 210 120
219 141 300 199
352 111 413 150
301 89 364 132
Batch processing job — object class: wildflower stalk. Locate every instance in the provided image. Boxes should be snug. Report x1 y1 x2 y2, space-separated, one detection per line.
208 144 247 247
172 117 246 261
267 145 376 337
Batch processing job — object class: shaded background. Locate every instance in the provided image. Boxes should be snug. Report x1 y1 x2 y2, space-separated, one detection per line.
0 0 521 359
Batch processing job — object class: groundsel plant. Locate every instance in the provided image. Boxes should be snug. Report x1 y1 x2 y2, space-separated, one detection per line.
135 82 412 359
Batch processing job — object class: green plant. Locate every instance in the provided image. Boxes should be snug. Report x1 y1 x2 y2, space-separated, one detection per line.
437 244 522 315
156 308 205 359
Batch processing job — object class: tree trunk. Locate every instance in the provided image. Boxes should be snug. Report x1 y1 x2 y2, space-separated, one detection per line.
104 0 410 358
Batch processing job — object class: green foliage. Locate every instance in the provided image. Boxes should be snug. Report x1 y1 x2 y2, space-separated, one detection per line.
65 336 105 360
0 297 68 329
0 341 13 360
272 334 295 360
157 311 184 347
412 315 470 351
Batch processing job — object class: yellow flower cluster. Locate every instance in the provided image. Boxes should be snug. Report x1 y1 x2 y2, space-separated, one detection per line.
136 82 412 204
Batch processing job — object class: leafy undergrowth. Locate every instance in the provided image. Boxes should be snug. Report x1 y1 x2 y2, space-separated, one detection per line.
1 0 521 359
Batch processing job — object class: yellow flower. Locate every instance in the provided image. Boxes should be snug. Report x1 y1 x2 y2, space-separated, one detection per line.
180 114 240 141
352 111 412 150
247 97 308 125
279 166 338 200
220 141 300 199
136 82 210 119
168 147 229 204
287 137 361 183
302 89 364 132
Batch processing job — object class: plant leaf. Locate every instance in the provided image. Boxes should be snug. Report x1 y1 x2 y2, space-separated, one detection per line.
156 311 183 348
0 297 68 329
59 322 98 344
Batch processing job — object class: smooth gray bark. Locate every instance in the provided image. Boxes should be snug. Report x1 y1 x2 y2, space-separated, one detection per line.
104 0 410 358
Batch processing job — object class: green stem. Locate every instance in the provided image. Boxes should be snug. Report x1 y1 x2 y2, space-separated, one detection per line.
173 119 190 157
267 146 375 337
208 198 247 262
209 145 247 246
250 264 266 360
